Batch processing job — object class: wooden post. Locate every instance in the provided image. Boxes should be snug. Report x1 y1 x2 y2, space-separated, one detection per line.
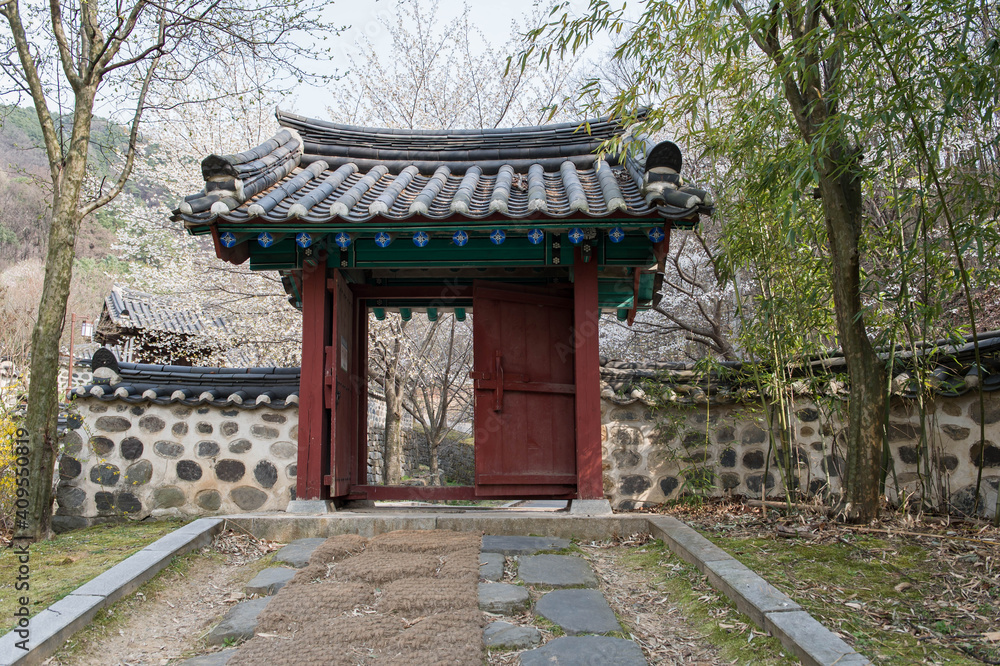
297 261 331 500
574 249 603 499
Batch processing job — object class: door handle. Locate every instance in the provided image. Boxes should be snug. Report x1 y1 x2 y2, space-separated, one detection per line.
494 350 503 412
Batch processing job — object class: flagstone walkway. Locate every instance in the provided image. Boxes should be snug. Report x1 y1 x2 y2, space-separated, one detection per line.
178 531 650 665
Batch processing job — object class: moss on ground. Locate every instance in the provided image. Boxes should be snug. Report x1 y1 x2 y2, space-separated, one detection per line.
704 531 987 665
0 520 188 634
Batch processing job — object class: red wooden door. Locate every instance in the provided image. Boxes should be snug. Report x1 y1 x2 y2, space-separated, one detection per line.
471 283 577 496
329 271 355 497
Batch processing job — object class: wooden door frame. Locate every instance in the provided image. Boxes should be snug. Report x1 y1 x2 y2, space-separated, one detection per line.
295 265 603 502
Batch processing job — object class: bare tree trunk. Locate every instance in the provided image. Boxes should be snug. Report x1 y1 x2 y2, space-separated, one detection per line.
818 155 886 522
429 434 442 485
384 384 405 484
21 94 95 541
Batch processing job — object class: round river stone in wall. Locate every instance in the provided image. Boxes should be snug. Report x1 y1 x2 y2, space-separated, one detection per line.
130 406 145 416
714 425 735 444
172 422 189 436
154 440 184 459
270 441 296 459
125 460 153 486
970 441 1000 467
90 463 120 486
612 449 640 470
62 431 83 456
261 412 286 424
95 416 131 432
251 424 279 439
196 489 222 511
221 422 239 437
197 441 221 457
659 475 679 497
197 422 214 434
796 407 819 422
90 436 114 456
118 492 141 514
139 415 166 434
720 472 741 490
741 424 767 445
619 474 651 496
720 448 736 468
942 424 970 441
177 460 203 482
230 486 267 510
228 439 252 454
743 450 765 470
289 425 298 440
95 491 115 512
746 472 774 493
171 406 193 418
286 463 297 478
254 461 278 488
89 403 108 413
56 485 86 512
120 437 143 460
938 455 959 472
215 459 246 482
152 486 186 509
58 455 82 479
971 396 1000 425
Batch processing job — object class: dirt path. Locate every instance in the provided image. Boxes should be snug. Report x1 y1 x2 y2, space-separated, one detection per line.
52 531 277 666
579 539 729 666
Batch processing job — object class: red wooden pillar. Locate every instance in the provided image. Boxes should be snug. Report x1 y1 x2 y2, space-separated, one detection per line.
297 260 331 500
574 249 603 499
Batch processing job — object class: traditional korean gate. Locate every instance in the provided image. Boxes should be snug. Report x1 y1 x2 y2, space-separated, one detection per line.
470 283 577 497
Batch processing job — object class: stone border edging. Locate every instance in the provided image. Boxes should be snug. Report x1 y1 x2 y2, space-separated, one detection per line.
647 515 871 666
0 517 225 666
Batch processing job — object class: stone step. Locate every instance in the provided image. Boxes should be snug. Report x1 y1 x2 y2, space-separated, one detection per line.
483 621 542 649
517 554 597 588
478 582 530 614
534 589 622 635
205 597 271 645
519 636 647 665
479 552 504 582
245 567 296 596
481 535 570 555
273 538 326 568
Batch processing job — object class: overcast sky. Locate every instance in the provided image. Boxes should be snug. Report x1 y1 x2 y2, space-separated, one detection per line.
288 0 609 119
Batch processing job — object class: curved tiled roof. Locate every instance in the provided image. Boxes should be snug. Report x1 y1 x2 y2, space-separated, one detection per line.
101 285 229 336
72 362 300 410
601 331 1000 406
174 111 712 228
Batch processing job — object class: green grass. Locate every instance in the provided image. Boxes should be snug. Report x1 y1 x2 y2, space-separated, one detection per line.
0 519 188 634
620 540 796 665
704 531 987 665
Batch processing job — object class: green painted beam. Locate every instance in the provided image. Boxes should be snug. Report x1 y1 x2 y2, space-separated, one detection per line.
372 307 386 320
454 307 466 321
426 307 438 322
617 308 629 322
399 307 412 321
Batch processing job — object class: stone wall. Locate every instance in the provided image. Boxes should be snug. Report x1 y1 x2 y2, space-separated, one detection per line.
55 398 298 531
601 391 1000 518
56 381 998 527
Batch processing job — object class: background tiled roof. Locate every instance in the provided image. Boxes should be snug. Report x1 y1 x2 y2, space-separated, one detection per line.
102 285 230 337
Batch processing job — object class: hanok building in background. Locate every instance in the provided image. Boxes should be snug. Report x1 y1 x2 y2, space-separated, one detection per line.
95 285 231 366
173 110 712 509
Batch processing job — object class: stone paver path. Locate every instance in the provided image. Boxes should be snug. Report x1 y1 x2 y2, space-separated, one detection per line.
478 534 648 665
